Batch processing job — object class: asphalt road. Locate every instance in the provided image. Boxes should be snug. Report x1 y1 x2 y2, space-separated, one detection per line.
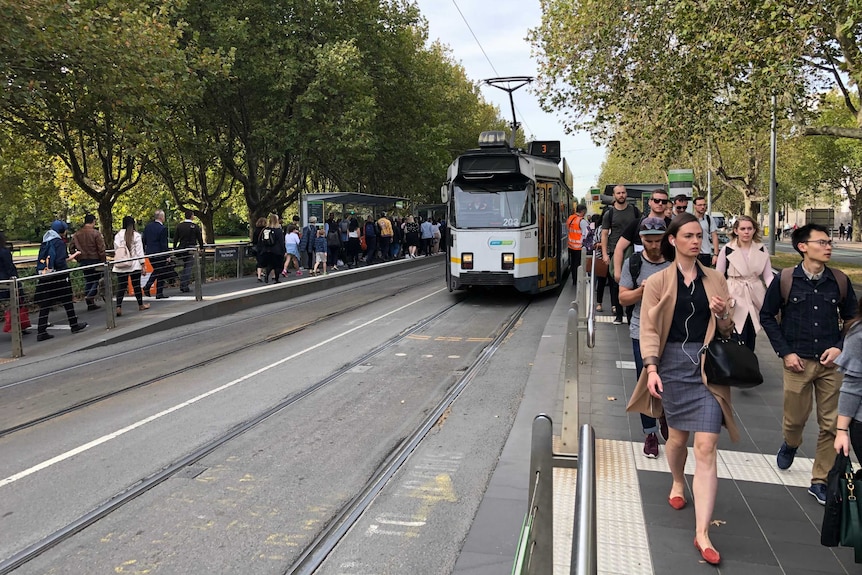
0 266 560 574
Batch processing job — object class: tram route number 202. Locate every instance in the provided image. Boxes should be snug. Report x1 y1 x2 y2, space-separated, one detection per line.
502 218 520 227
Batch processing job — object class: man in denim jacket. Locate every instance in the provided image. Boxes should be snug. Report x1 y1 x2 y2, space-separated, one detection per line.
760 223 857 504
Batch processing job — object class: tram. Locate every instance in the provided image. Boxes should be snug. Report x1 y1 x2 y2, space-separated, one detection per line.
441 131 574 294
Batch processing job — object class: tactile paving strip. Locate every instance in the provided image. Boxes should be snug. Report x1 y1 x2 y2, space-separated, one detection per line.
553 438 654 575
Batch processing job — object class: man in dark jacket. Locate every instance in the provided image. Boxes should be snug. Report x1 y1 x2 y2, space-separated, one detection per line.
173 209 204 293
298 216 318 271
142 209 171 299
760 223 857 505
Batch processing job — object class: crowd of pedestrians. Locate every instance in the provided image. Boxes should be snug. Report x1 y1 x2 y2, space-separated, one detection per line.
0 208 210 343
251 211 445 282
578 184 861 565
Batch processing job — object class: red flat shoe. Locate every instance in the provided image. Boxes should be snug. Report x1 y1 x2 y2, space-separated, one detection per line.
694 538 720 565
668 496 686 510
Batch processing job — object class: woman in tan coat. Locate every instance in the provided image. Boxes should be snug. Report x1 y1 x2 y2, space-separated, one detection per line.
626 213 736 566
715 216 773 350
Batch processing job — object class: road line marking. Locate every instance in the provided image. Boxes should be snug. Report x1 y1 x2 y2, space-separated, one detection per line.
0 288 447 488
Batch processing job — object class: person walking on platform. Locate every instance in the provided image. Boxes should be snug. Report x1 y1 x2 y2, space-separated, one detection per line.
760 223 857 505
362 214 378 264
618 217 672 458
588 214 608 311
34 221 88 341
612 188 671 285
693 197 719 267
715 216 772 350
113 216 150 317
299 217 318 271
601 185 640 325
404 216 421 259
259 214 285 283
252 217 267 281
377 212 393 261
173 209 204 293
627 213 737 566
142 210 171 298
345 216 361 268
834 304 862 463
420 217 434 257
283 224 301 276
566 203 589 285
70 214 106 310
311 227 328 276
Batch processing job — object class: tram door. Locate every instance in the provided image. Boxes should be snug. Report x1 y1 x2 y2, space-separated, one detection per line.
536 182 557 289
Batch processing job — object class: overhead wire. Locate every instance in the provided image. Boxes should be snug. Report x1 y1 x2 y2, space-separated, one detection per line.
450 0 535 139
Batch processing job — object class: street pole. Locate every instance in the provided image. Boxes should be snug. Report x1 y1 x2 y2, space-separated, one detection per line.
768 94 777 255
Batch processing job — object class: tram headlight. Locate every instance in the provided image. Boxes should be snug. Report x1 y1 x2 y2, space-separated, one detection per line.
501 253 515 270
461 253 474 270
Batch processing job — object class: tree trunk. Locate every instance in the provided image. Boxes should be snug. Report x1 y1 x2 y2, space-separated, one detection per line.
97 203 115 249
198 211 215 245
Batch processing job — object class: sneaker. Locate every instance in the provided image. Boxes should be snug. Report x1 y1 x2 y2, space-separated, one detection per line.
70 322 88 334
777 442 798 470
659 415 669 441
643 433 659 458
36 332 54 342
613 317 623 325
808 483 827 505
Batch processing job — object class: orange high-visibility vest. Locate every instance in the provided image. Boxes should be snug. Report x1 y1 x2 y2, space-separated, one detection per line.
566 214 584 250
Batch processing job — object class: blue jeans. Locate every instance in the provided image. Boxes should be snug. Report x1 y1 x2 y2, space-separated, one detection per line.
632 338 658 434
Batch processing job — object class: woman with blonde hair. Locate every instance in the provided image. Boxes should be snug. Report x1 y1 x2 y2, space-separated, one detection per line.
113 216 149 317
715 215 773 350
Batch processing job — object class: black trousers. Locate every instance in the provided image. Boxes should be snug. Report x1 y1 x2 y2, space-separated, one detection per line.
568 249 582 285
144 255 169 295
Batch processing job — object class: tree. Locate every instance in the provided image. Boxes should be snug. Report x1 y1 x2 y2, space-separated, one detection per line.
0 0 204 245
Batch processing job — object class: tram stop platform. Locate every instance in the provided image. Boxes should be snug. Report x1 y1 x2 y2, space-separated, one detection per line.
1 259 859 574
455 281 860 575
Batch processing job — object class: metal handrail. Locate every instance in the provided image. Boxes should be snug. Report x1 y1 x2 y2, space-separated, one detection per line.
586 245 597 348
570 424 597 575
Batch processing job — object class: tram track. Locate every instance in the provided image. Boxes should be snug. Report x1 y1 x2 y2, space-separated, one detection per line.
287 301 529 575
0 298 529 575
0 268 437 438
1 292 513 574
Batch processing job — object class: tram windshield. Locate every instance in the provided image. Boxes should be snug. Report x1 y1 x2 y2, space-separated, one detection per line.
451 182 536 229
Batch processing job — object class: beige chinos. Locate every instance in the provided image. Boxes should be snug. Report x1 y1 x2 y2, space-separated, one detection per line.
782 361 839 484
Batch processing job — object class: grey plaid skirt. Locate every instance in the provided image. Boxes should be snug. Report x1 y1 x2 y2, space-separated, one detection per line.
658 342 722 434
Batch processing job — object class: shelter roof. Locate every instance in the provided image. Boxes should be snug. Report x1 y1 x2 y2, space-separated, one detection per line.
305 192 407 206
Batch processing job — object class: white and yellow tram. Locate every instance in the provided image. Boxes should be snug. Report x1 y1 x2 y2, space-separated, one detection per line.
441 131 574 294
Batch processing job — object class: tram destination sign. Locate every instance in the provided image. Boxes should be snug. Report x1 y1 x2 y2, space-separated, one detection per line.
459 155 518 175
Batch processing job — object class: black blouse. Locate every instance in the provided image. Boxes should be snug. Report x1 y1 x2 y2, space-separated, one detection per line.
667 267 710 343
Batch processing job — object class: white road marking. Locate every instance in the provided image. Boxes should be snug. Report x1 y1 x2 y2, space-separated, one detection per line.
0 288 447 488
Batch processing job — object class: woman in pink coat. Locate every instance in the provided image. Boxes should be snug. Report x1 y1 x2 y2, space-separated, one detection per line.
715 216 773 350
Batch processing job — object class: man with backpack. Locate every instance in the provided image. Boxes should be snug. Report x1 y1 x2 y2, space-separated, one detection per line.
601 185 641 325
618 217 672 457
760 223 857 505
566 204 589 286
612 188 671 285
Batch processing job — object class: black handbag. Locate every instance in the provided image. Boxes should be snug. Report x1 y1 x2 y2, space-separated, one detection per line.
703 333 763 388
823 452 850 547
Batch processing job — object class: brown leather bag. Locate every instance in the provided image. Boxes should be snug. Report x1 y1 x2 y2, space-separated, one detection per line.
586 256 608 278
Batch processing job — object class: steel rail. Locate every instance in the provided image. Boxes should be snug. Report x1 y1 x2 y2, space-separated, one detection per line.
286 302 530 575
0 296 472 575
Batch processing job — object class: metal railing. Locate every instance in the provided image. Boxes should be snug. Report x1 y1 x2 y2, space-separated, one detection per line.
0 247 203 358
512 417 597 575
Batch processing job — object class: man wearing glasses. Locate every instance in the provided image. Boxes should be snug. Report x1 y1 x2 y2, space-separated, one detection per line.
672 194 689 217
760 223 857 505
612 188 671 287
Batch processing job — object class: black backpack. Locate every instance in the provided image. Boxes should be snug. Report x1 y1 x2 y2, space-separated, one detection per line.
261 228 277 247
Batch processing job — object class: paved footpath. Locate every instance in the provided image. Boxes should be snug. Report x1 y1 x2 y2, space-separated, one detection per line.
456 280 860 575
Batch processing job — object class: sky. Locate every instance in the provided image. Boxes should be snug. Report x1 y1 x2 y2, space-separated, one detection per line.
413 0 606 194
